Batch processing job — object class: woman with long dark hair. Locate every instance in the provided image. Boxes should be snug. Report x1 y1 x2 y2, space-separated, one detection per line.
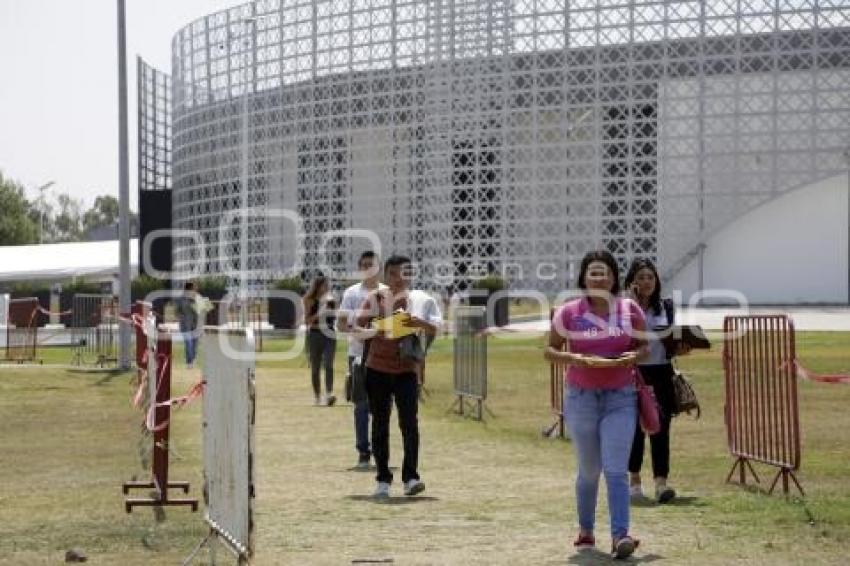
545 250 648 559
624 258 690 503
303 274 337 406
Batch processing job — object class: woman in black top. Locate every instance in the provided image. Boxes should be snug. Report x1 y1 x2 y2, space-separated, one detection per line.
303 275 337 406
625 259 691 503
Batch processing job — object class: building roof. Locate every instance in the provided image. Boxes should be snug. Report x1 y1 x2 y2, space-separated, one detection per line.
0 239 139 282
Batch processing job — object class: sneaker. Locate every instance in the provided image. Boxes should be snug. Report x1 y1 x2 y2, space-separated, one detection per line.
573 533 595 550
656 485 676 504
355 453 370 470
373 482 390 499
612 535 639 560
325 394 337 407
629 484 644 499
403 479 425 496
314 397 321 406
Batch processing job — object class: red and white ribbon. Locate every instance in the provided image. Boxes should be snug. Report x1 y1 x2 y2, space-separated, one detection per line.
36 306 73 317
794 361 850 385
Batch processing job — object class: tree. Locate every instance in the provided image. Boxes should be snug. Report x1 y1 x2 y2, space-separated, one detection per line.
53 193 84 242
28 187 55 243
82 195 120 234
0 171 40 246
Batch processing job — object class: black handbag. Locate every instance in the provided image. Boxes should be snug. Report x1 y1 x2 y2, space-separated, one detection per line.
398 333 426 362
350 358 368 403
349 332 373 403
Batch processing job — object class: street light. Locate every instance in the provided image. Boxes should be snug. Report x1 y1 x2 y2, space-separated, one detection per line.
117 0 131 369
844 148 850 305
36 180 55 244
238 14 257 327
182 8 260 326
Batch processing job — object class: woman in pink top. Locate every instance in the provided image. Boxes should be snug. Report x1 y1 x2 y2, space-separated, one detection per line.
545 250 648 560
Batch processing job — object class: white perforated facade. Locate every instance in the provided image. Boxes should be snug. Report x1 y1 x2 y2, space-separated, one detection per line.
138 1 850 298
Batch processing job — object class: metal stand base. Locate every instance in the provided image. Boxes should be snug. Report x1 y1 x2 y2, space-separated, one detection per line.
448 395 491 421
725 456 761 487
183 528 248 566
727 457 805 496
768 467 805 496
122 481 198 513
542 415 565 439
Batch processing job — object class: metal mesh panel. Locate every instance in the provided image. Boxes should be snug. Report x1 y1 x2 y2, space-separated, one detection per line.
201 327 256 559
70 294 119 368
162 1 850 291
452 306 488 420
138 57 172 192
453 306 488 397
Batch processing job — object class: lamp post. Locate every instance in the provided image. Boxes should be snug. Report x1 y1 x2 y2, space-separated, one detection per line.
236 12 257 327
844 148 850 305
117 0 131 370
180 7 259 327
36 180 55 244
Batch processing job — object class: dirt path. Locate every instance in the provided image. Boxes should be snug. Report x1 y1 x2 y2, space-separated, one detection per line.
252 366 580 565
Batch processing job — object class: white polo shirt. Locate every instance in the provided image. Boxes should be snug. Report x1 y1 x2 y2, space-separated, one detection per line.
339 281 386 357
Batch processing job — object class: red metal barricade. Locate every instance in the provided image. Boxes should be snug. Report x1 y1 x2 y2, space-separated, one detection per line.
5 298 39 363
723 314 803 495
123 319 198 513
131 301 149 369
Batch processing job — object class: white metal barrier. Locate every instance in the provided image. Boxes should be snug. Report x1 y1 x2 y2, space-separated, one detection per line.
452 306 489 420
188 327 256 564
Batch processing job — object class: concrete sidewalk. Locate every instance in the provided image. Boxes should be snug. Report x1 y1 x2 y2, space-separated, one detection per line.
504 306 850 332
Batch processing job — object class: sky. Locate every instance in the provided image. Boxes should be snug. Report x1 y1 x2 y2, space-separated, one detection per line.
0 0 239 210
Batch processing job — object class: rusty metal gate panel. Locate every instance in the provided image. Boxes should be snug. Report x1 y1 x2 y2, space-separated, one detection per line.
723 314 803 495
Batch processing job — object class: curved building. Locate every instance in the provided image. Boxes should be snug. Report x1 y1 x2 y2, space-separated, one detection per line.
138 1 850 302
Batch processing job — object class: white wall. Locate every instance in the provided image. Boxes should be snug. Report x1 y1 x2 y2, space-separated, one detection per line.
670 174 849 304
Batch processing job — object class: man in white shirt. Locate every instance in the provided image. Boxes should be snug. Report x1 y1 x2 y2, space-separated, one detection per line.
337 251 386 469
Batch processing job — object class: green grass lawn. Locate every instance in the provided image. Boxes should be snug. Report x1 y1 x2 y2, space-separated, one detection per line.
0 332 848 564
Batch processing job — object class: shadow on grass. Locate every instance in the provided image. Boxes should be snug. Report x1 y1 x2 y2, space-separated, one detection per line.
340 465 395 473
631 496 706 508
91 370 128 386
64 367 129 384
345 495 439 505
567 549 665 564
345 465 377 472
663 496 705 507
730 482 777 498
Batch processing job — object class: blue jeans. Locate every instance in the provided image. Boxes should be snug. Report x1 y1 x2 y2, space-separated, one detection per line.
565 385 637 539
182 331 197 364
348 356 370 457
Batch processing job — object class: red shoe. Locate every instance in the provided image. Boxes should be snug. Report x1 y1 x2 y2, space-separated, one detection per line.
612 535 640 559
573 533 595 550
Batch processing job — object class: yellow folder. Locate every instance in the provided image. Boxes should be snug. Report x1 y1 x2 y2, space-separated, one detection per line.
371 310 418 339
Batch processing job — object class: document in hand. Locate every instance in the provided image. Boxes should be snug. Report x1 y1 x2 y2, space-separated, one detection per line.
371 310 418 339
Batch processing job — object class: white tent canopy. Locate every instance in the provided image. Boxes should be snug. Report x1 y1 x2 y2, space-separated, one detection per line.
0 239 139 282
